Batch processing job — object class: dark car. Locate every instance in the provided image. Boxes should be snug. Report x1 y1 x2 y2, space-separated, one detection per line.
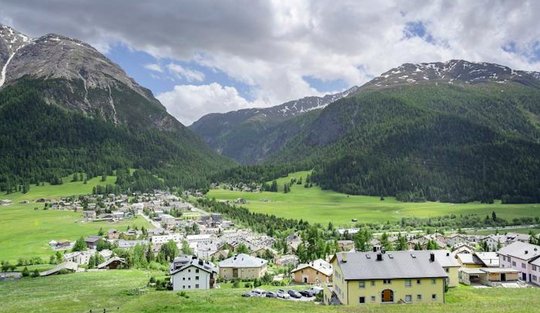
265 291 277 298
287 290 302 299
299 290 312 297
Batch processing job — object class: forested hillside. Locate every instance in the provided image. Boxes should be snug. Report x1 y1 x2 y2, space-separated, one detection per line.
270 83 540 202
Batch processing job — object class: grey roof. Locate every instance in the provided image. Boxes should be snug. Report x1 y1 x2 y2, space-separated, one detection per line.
97 257 126 269
498 241 540 261
530 257 540 267
218 253 268 268
413 250 460 267
474 252 499 267
170 256 217 275
456 253 483 265
335 251 448 280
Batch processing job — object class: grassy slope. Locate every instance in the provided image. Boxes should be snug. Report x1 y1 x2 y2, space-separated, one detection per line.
0 175 149 262
207 171 540 226
0 270 539 313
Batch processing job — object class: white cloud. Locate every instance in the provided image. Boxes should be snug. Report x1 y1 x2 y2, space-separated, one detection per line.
166 63 205 82
3 0 540 122
144 63 163 73
156 83 264 125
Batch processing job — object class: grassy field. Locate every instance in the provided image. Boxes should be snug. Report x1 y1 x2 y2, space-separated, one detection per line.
0 175 149 262
0 270 539 313
208 171 540 226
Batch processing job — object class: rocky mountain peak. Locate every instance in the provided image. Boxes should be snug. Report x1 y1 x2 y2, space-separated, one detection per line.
365 59 540 89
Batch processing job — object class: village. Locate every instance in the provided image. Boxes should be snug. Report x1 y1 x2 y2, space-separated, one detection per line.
2 189 539 307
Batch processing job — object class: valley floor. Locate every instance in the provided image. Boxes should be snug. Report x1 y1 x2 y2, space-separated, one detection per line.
0 270 539 313
208 171 540 226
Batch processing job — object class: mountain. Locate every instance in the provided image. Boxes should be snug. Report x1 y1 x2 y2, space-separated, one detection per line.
217 60 540 203
190 87 358 164
0 24 232 191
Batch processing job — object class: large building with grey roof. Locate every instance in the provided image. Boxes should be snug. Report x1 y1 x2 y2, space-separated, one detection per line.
218 253 268 280
498 241 540 286
324 250 448 305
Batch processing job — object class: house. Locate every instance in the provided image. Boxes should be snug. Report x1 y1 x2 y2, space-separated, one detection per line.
459 267 520 286
117 239 149 249
413 250 460 287
498 241 540 285
337 240 355 252
218 254 268 280
474 252 499 268
40 262 78 276
82 210 96 220
107 229 120 240
170 256 217 290
274 254 299 267
456 253 484 268
63 251 93 265
97 257 126 269
324 251 447 305
84 236 102 249
291 259 333 284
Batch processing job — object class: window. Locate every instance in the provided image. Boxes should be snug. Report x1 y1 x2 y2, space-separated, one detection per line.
196 269 199 273
359 281 365 288
417 294 422 300
371 296 376 302
533 275 537 281
195 284 200 288
188 277 191 280
533 265 537 271
359 297 365 304
405 295 412 303
383 279 391 284
182 277 185 281
188 285 191 289
195 276 200 280
417 279 421 284
431 279 436 285
522 263 526 269
432 294 437 300
445 268 449 272
512 261 516 266
188 269 191 273
405 279 412 287
371 281 375 286
182 285 185 289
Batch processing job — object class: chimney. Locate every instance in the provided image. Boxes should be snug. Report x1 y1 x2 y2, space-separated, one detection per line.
372 246 377 252
342 253 348 263
429 252 435 262
376 253 383 261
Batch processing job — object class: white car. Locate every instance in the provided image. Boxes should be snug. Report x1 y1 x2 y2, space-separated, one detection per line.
276 289 290 299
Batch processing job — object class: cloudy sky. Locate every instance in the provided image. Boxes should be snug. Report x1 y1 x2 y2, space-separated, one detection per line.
1 0 540 124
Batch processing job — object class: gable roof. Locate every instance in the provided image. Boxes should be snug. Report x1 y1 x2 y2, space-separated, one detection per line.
456 253 483 265
218 253 267 268
334 251 447 280
474 252 499 267
291 259 333 276
498 241 540 261
413 250 460 267
170 256 217 275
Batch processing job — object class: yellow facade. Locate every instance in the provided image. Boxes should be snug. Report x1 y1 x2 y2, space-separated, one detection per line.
444 266 459 287
331 262 445 305
292 267 331 284
219 265 267 280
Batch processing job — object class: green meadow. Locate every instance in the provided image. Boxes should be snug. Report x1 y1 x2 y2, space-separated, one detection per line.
207 171 540 226
0 175 149 262
0 270 538 313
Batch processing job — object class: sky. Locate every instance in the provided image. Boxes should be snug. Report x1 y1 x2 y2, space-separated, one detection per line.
1 0 540 125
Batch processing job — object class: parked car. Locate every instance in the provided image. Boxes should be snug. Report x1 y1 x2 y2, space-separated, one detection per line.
287 289 302 299
299 290 312 297
265 291 277 298
307 286 323 296
251 289 266 297
242 292 253 297
276 289 290 299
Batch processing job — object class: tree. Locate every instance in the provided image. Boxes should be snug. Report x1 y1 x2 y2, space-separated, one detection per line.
21 266 30 277
380 232 392 251
181 240 193 255
72 237 87 252
283 183 290 193
236 243 249 254
394 233 408 251
270 180 278 192
353 228 372 252
157 240 179 263
492 211 497 221
31 269 40 278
